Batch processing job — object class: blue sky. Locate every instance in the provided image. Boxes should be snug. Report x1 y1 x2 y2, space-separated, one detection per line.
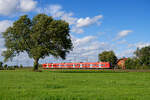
0 0 150 66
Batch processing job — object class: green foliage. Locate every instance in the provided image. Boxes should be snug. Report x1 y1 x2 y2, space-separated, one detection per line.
125 58 135 69
4 64 8 69
20 64 23 68
125 58 148 69
7 66 15 70
2 14 73 71
0 61 3 69
39 64 42 68
125 46 150 69
98 51 117 68
14 65 19 68
134 46 150 66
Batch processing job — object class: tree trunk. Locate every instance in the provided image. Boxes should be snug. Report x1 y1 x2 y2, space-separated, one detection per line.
33 58 39 71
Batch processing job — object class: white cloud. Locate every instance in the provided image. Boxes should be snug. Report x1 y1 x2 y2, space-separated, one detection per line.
48 5 63 18
117 39 127 44
0 0 37 16
128 42 150 49
135 42 150 49
118 42 150 58
115 30 133 40
0 20 13 64
76 15 103 27
19 0 37 12
38 4 103 34
119 30 132 38
73 36 96 46
0 20 13 33
38 5 77 25
71 27 84 34
116 49 135 58
64 35 113 62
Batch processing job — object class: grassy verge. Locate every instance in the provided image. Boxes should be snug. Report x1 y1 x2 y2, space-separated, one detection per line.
0 69 150 100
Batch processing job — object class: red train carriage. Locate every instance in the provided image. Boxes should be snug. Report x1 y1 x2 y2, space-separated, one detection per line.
42 62 111 69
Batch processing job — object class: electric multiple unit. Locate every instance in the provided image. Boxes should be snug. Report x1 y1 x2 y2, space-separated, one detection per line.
42 62 110 69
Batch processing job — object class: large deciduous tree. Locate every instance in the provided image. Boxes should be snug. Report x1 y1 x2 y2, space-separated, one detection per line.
2 14 73 71
98 51 117 67
134 46 150 66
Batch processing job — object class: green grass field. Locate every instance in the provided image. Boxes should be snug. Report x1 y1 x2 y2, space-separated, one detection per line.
0 69 150 100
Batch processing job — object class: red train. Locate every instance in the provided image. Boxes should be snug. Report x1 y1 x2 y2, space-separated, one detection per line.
42 62 111 69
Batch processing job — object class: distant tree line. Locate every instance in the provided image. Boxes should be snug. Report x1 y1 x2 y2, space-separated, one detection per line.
0 61 23 70
98 45 150 69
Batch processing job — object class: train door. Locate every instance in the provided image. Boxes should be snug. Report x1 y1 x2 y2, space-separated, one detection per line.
80 64 82 68
46 63 49 68
51 64 53 68
73 64 75 68
75 63 80 68
99 63 101 68
90 64 92 68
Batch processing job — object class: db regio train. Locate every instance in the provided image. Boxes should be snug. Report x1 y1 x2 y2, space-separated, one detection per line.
42 62 111 69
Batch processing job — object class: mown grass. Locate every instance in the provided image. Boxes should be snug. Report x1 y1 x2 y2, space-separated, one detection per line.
0 69 150 100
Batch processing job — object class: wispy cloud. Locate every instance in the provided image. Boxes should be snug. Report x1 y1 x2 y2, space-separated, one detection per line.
128 42 150 49
37 4 103 34
63 35 113 62
0 0 37 16
114 30 133 40
0 20 13 33
37 4 77 25
76 15 103 27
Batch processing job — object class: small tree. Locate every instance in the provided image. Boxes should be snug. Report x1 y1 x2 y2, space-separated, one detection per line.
2 14 73 71
98 51 117 68
20 64 23 68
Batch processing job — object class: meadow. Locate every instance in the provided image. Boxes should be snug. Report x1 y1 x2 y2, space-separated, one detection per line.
0 69 150 100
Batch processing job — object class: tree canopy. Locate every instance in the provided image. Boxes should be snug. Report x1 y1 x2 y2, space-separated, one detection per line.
2 14 73 70
98 51 117 67
134 46 150 66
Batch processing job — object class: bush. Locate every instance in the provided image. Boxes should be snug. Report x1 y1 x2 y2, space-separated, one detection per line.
0 67 4 70
20 64 23 68
7 66 15 70
0 61 3 67
39 64 42 68
0 61 3 70
4 64 8 70
14 65 19 68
